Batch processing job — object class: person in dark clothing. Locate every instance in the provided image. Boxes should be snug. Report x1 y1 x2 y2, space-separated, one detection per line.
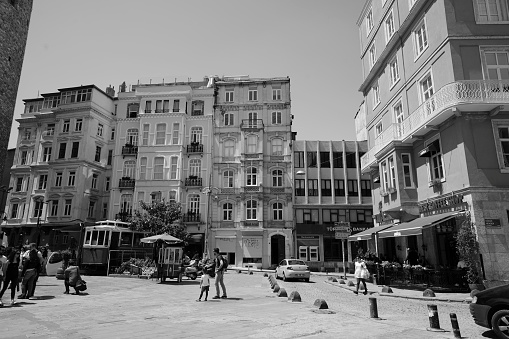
20 249 40 299
405 248 419 266
0 248 21 306
64 260 83 295
212 248 227 299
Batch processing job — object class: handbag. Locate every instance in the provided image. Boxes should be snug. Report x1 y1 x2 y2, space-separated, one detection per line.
75 279 87 292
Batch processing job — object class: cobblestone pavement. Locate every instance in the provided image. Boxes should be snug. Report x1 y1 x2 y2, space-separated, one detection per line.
0 273 495 339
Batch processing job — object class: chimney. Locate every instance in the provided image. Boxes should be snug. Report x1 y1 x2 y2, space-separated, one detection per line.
105 85 115 97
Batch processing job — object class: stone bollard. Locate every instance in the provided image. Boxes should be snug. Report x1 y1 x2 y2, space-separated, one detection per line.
423 289 436 297
332 278 338 282
288 291 302 302
313 299 329 309
426 304 444 332
327 277 333 281
381 286 393 293
339 279 345 284
369 297 379 318
263 272 268 277
347 280 355 287
273 284 280 293
450 313 461 338
237 270 242 274
249 271 253 275
277 288 288 298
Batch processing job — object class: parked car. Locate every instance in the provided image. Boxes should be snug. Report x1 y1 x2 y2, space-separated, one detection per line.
46 252 63 276
470 284 509 338
275 259 310 282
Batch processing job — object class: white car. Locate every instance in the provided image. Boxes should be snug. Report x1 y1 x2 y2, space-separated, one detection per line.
46 251 63 276
275 259 310 282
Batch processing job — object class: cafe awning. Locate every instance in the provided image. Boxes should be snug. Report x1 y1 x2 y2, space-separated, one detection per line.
378 211 460 239
348 224 394 241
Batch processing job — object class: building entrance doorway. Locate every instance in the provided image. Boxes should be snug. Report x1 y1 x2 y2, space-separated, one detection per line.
271 234 285 266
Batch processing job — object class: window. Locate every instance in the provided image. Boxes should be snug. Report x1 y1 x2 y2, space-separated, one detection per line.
321 179 331 196
334 179 345 196
361 180 372 196
16 177 23 191
42 147 52 162
151 191 162 203
389 56 400 86
47 124 55 136
95 146 101 162
105 177 110 191
20 150 28 165
189 159 201 177
272 138 283 155
381 160 389 190
55 172 63 187
33 200 43 218
347 180 359 196
172 123 180 144
128 103 139 117
223 170 234 188
224 113 234 126
495 123 509 170
320 152 330 168
426 138 444 182
307 152 317 167
376 121 383 137
323 209 347 224
224 139 235 157
107 150 113 166
294 179 305 196
223 202 233 221
38 174 48 190
97 123 103 137
372 82 380 107
50 200 59 216
62 120 70 133
88 201 96 218
225 88 234 102
350 209 373 224
173 100 180 112
153 157 164 180
246 167 257 186
246 135 257 154
64 199 72 216
294 151 304 168
366 8 374 35
401 153 414 187
483 50 509 80
163 100 170 113
170 157 178 179
333 152 343 168
414 18 428 57
102 203 108 219
188 194 200 214
273 202 283 220
389 156 397 188
126 128 138 145
474 0 509 22
145 100 152 113
71 142 79 158
308 179 318 196
92 173 98 189
168 191 177 203
272 169 283 187
248 87 258 101
142 124 149 145
393 101 404 124
369 44 376 68
246 200 257 220
23 129 31 140
385 10 395 42
272 87 282 101
58 143 66 159
272 112 282 125
120 194 133 215
190 127 202 144
155 124 166 145
155 100 162 113
10 203 19 218
139 158 147 180
68 171 76 186
75 118 82 132
420 72 434 102
301 209 319 224
346 152 357 168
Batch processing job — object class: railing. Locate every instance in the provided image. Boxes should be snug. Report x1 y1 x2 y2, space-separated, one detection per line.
186 144 203 153
122 145 138 155
220 188 240 194
241 119 264 129
191 110 204 116
243 186 261 193
182 213 201 223
119 178 135 188
361 80 509 171
380 267 468 291
185 177 203 186
244 153 261 159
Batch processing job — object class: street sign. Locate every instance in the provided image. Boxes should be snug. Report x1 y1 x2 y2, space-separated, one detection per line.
335 231 350 240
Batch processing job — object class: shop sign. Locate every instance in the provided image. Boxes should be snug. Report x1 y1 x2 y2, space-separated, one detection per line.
418 193 466 215
298 235 319 240
351 225 370 234
485 218 501 227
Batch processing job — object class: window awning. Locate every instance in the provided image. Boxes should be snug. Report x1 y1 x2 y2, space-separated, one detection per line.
378 211 461 239
348 224 394 241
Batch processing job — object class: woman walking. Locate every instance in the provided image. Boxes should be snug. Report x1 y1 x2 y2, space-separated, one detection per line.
0 248 21 306
353 256 370 295
20 249 40 299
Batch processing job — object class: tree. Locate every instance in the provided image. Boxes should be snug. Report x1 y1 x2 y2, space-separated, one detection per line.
455 215 481 284
130 200 188 240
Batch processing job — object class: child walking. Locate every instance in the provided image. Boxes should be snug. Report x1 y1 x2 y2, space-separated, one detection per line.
196 270 210 302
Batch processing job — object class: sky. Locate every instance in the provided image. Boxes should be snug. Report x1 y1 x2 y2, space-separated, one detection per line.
9 0 366 148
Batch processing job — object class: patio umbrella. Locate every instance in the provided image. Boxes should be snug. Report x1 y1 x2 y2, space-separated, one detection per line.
141 233 183 244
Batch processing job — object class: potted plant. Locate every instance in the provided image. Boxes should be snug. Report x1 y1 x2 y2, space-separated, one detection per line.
455 216 484 291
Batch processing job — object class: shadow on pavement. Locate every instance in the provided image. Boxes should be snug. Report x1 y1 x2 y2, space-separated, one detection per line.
12 301 36 307
481 329 498 338
159 281 199 286
37 284 60 287
31 295 56 300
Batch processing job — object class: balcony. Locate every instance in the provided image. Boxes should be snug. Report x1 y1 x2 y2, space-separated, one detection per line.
122 145 138 156
219 188 240 194
186 143 203 153
243 186 261 193
115 212 132 222
361 80 509 172
183 212 201 223
185 177 203 187
380 187 397 197
241 119 264 130
119 178 135 188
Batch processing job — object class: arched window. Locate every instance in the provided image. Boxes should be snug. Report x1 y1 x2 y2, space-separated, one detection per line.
189 159 201 177
190 127 203 144
272 169 283 187
272 138 283 155
123 160 136 178
223 170 234 188
223 202 233 221
246 135 257 153
126 128 139 146
246 167 257 186
224 139 235 157
188 194 200 214
120 194 133 214
273 202 283 220
246 200 257 220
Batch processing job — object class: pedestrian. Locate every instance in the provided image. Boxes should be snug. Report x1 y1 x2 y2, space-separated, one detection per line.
353 256 369 295
196 269 210 302
0 247 7 291
23 243 43 297
20 248 40 299
212 248 227 299
64 259 83 295
0 248 21 306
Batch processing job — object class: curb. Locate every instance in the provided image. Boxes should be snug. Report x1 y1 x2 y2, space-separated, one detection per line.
324 281 471 304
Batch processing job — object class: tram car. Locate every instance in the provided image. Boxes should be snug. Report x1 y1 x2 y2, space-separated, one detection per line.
81 220 152 275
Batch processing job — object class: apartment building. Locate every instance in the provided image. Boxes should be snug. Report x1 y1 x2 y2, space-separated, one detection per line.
210 76 293 269
3 85 116 250
355 0 509 280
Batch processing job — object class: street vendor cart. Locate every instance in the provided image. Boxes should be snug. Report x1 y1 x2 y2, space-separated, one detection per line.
141 234 184 282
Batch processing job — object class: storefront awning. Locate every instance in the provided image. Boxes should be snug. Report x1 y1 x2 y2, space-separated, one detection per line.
378 211 460 239
348 224 394 241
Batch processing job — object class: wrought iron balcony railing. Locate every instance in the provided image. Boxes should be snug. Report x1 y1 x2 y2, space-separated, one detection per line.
183 212 201 223
186 143 203 153
185 177 203 186
240 119 264 129
119 178 135 188
122 145 138 156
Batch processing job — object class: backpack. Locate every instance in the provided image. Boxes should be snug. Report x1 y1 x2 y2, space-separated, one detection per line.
221 257 228 272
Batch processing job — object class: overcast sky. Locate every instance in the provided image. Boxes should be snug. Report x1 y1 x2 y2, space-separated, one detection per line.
9 0 366 148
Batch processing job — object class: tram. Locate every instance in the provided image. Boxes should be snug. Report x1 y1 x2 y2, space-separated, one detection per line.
81 220 153 275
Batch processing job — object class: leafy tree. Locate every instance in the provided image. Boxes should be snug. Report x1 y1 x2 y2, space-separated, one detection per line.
130 200 188 240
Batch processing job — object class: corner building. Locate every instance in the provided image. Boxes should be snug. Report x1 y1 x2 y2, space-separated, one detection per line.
211 76 293 269
356 0 509 280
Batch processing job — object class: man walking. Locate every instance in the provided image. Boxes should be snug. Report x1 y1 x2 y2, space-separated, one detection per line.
212 248 227 299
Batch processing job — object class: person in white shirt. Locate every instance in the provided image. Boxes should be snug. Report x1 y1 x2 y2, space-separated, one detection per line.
196 271 210 302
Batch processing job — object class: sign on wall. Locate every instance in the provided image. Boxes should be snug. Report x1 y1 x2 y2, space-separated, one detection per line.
485 218 501 227
242 237 262 258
